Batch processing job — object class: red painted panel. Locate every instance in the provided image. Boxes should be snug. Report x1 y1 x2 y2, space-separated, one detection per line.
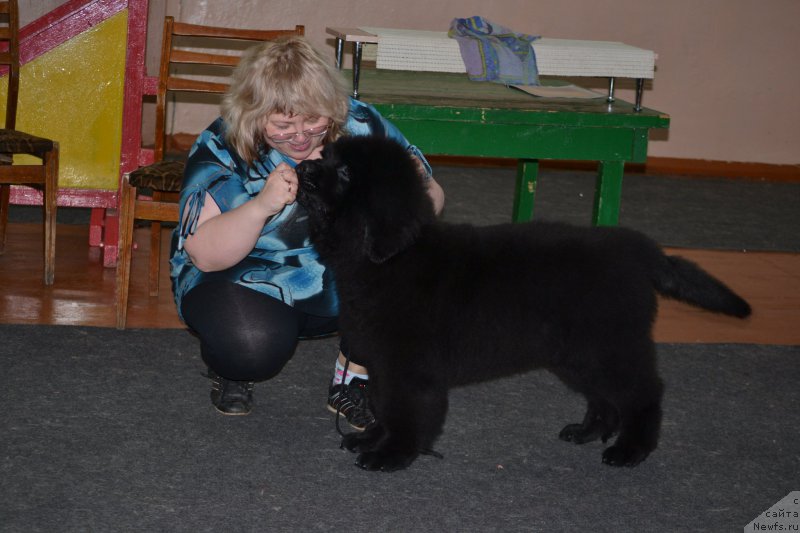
118 0 150 176
19 0 128 64
9 184 117 208
10 0 152 266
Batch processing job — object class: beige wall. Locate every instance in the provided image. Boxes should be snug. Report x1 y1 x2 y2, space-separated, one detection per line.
25 0 800 165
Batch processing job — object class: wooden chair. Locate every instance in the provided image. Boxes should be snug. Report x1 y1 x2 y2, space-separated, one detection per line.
115 16 304 329
0 0 59 285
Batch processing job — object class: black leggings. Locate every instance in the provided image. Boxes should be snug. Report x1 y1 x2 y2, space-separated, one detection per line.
181 281 350 382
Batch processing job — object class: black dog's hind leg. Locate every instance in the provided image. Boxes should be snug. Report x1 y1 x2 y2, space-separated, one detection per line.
601 392 662 467
553 366 620 445
555 342 663 467
559 398 619 445
595 360 664 467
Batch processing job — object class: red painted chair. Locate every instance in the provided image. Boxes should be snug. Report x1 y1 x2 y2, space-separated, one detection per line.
0 0 59 285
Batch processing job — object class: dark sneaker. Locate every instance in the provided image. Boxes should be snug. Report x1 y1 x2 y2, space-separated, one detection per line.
327 376 375 431
207 369 254 416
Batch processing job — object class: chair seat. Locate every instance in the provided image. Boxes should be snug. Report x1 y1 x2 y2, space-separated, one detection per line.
129 160 185 192
0 128 56 155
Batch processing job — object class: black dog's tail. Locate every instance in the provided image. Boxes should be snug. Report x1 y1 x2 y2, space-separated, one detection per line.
653 254 752 318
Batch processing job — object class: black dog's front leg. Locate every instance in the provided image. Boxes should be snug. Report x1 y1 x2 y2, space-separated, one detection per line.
340 420 420 471
355 441 420 472
348 377 448 472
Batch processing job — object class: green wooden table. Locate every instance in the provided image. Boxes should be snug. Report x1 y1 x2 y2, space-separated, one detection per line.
355 69 670 225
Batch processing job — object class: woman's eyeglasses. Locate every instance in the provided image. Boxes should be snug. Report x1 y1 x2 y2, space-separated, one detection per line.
266 123 330 143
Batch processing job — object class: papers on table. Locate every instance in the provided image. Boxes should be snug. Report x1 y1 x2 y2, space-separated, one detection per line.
358 27 655 80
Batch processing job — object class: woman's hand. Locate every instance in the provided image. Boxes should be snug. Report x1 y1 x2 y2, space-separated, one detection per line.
183 163 299 272
257 162 298 217
411 156 445 216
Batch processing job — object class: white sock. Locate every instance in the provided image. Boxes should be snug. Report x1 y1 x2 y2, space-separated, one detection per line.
332 360 369 385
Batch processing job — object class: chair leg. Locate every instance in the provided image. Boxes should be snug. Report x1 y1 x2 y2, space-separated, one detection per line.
148 190 163 297
0 183 9 254
43 145 59 285
115 177 136 329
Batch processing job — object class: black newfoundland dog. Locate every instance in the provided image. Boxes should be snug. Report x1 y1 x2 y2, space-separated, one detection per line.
296 136 751 472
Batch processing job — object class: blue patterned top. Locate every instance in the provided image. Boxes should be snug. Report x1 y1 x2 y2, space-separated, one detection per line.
169 98 432 321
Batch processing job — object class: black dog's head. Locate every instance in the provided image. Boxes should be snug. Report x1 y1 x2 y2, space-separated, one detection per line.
296 136 435 264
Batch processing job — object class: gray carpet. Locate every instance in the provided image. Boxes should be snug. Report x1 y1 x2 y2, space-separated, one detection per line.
1 325 798 532
9 167 800 252
433 166 800 252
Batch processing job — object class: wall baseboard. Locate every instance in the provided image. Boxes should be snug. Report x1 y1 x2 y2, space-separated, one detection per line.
167 134 799 182
634 157 800 182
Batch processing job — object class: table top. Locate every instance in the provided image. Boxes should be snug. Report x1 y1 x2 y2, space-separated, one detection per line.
352 69 670 129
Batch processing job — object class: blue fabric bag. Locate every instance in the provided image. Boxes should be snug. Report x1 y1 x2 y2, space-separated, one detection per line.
448 16 540 85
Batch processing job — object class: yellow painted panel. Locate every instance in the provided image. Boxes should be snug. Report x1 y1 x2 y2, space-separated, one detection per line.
0 11 128 190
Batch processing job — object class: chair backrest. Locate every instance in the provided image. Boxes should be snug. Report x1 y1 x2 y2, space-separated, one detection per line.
0 0 20 130
154 17 304 162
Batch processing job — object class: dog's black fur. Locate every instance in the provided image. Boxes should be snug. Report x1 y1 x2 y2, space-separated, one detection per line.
296 136 751 472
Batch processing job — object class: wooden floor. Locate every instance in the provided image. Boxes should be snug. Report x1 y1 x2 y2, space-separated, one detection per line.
1 221 799 345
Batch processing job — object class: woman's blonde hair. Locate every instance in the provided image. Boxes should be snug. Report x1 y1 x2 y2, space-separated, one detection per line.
222 35 351 164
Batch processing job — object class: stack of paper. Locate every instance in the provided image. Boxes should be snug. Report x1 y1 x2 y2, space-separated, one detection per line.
360 27 466 73
358 27 655 79
533 39 654 79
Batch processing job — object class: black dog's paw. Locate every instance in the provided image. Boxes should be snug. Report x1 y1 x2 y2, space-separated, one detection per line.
559 423 616 445
559 423 592 444
341 424 384 453
601 444 649 467
340 433 360 453
355 449 419 472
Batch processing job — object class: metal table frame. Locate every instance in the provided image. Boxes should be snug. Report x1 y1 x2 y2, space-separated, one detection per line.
326 27 648 111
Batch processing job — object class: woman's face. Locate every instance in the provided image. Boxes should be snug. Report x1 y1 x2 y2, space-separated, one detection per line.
263 113 330 162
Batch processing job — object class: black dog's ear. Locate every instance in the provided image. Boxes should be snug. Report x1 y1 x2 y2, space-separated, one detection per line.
335 164 351 191
363 218 420 264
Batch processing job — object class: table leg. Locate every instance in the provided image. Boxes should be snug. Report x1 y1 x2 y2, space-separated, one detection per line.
607 77 616 103
634 78 644 112
512 159 539 223
352 41 364 99
592 160 624 226
334 37 344 69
